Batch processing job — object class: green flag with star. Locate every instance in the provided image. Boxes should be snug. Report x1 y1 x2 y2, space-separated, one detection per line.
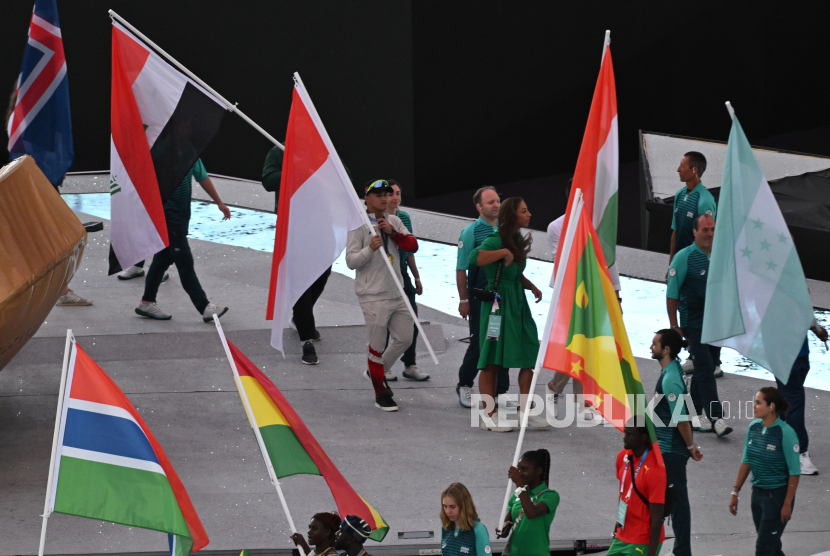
701 114 814 382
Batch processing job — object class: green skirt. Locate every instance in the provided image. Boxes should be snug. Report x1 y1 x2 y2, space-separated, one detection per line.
477 278 539 369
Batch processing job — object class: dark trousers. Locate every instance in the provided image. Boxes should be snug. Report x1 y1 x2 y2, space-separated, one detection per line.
751 486 792 556
143 225 208 314
293 267 332 342
457 296 509 394
686 327 723 420
664 453 691 556
776 355 810 453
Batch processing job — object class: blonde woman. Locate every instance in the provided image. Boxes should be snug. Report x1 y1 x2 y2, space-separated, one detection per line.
441 483 492 556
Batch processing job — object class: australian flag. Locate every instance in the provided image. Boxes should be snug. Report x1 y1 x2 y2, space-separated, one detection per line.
7 0 73 187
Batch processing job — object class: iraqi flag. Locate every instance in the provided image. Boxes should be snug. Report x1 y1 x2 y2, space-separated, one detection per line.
557 33 619 268
109 22 225 273
266 74 366 354
47 340 208 556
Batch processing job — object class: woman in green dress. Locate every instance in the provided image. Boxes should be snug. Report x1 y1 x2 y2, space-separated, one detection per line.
469 197 546 431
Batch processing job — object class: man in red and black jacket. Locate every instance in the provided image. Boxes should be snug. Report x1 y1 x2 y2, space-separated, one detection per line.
345 180 420 412
609 423 667 556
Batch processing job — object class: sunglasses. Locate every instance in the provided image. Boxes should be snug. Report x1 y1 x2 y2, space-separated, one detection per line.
365 179 389 194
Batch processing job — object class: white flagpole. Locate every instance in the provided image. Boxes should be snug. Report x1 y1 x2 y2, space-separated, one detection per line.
212 316 306 556
600 30 611 64
726 101 736 120
108 10 284 151
37 329 74 556
495 191 584 532
293 72 439 366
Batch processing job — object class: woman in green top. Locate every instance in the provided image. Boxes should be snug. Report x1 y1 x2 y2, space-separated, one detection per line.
497 449 560 556
440 483 492 556
729 387 801 556
469 198 545 430
290 512 341 556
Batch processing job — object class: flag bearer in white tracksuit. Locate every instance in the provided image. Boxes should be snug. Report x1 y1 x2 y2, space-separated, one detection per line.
346 180 421 412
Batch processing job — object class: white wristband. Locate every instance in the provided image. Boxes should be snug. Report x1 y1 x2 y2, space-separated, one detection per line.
459 299 469 304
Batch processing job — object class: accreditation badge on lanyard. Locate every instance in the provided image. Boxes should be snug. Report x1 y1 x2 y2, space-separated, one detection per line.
369 215 394 264
615 449 649 530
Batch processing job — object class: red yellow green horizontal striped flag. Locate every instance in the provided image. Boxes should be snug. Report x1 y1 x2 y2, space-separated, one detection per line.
542 203 662 460
228 340 389 541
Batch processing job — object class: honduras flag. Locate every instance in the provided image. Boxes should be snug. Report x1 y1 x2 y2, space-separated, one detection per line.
702 111 814 383
7 0 74 187
47 341 209 556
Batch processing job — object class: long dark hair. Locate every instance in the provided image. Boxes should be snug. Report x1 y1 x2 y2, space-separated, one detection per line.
498 197 532 266
520 448 550 484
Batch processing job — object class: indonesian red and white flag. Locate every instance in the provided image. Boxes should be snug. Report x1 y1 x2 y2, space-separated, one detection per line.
558 34 619 268
109 22 225 273
266 75 366 354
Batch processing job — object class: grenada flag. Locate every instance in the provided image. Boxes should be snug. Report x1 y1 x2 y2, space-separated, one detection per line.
225 338 389 541
557 34 618 268
47 341 208 556
542 201 660 457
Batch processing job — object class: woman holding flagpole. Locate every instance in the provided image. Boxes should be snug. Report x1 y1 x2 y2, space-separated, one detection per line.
290 512 342 556
470 197 547 431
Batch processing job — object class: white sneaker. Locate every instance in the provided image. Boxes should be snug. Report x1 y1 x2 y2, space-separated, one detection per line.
681 358 694 373
713 418 733 437
581 406 605 423
800 451 819 475
403 365 430 381
545 384 560 419
714 365 724 378
457 386 473 408
117 265 145 280
135 301 171 320
56 289 92 306
201 302 228 322
385 370 397 382
519 410 551 428
693 414 713 432
479 419 514 433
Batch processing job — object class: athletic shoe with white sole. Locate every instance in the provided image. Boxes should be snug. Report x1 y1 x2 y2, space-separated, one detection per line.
457 386 473 408
519 410 551 428
479 420 514 432
681 358 694 373
385 370 397 381
693 414 713 432
57 289 93 306
301 341 318 365
202 303 228 322
403 365 430 381
714 365 723 378
801 452 819 475
117 266 145 280
135 301 171 320
581 406 605 423
375 391 398 412
713 418 733 437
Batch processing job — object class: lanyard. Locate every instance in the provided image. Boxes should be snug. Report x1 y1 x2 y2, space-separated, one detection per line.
619 449 649 500
513 487 550 525
369 215 390 253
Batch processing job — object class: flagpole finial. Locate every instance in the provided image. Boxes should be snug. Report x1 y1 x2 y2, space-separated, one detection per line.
726 101 735 121
601 31 611 64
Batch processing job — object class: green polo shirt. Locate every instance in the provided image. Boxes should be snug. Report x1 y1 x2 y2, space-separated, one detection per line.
666 243 711 329
654 360 690 457
671 182 716 255
508 482 559 556
163 159 207 230
457 217 498 290
742 417 801 489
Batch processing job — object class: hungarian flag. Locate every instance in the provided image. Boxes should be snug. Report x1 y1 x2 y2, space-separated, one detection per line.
226 338 389 541
109 22 225 273
542 200 662 464
557 38 618 267
47 341 208 556
266 75 366 353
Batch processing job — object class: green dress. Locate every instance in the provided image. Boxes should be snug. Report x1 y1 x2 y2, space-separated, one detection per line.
469 232 539 369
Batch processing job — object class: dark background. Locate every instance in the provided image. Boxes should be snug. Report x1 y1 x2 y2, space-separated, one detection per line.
4 1 830 247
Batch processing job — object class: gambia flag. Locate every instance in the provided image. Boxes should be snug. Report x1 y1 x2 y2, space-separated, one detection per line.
48 341 208 556
542 200 662 460
226 338 389 541
557 34 618 267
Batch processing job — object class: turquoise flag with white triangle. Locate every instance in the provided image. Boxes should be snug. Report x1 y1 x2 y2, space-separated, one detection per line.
701 113 814 383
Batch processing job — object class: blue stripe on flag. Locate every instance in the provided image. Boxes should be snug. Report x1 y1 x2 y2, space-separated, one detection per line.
63 408 159 464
